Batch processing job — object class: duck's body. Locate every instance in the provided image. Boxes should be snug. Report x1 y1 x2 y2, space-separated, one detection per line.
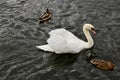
39 9 52 24
90 59 115 71
36 24 96 54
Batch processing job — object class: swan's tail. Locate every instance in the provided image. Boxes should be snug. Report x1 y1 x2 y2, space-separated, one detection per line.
36 45 55 52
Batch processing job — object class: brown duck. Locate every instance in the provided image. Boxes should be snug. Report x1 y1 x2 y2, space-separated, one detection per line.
39 9 52 24
90 58 115 71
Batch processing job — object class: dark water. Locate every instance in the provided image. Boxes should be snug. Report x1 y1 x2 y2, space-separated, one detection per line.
0 0 120 80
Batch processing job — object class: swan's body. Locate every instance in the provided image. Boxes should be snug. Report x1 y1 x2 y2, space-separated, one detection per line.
36 24 96 54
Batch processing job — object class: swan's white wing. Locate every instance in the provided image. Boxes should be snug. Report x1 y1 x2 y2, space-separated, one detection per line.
49 29 67 35
47 34 69 53
64 30 88 52
66 40 88 53
48 29 76 53
47 34 87 53
36 45 55 52
49 28 80 41
47 28 88 53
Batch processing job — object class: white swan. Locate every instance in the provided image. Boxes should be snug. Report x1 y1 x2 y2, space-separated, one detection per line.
36 24 96 54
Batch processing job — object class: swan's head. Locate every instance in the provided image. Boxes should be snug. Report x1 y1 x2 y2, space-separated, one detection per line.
83 24 96 34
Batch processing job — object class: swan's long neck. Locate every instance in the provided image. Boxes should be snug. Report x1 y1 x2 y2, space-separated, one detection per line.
83 27 94 48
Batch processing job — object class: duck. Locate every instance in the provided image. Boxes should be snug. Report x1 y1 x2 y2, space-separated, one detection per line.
90 58 115 71
39 9 52 24
36 24 96 54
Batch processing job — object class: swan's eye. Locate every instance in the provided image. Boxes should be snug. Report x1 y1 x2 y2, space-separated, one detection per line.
91 28 95 31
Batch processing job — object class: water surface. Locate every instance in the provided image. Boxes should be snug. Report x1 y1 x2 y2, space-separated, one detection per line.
0 0 120 80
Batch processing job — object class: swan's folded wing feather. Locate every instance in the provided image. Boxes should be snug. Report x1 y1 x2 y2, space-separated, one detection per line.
47 29 88 53
66 40 87 53
48 29 67 35
36 45 55 52
47 34 68 53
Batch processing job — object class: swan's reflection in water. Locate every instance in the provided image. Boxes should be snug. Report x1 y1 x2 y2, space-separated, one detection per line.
48 53 80 67
41 49 96 69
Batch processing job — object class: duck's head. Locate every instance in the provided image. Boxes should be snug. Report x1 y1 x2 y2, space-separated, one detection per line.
46 9 50 14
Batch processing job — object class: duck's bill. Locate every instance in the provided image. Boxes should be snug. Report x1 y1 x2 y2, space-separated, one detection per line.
91 30 96 35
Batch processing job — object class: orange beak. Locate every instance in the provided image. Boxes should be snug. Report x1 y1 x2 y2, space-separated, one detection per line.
91 29 96 35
